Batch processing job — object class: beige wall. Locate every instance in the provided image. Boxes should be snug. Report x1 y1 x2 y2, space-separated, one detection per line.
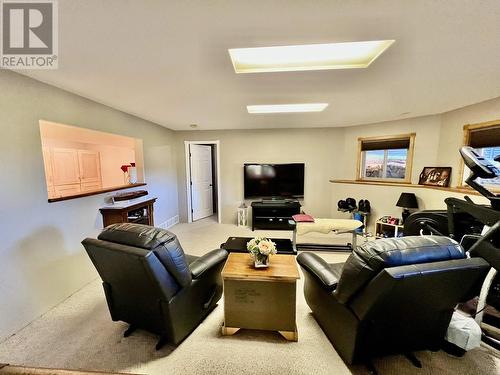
0 71 178 341
438 96 500 186
331 115 443 225
338 115 442 182
175 128 345 223
175 101 498 228
331 100 500 226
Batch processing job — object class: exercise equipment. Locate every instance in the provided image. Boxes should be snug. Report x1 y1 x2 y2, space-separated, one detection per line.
405 147 499 243
345 197 357 210
358 199 371 213
337 199 348 210
405 146 500 350
460 146 500 210
292 218 363 252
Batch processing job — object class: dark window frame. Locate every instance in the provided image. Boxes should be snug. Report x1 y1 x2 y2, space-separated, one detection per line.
356 133 416 183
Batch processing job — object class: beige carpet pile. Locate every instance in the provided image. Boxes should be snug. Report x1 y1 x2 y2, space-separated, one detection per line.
0 218 498 374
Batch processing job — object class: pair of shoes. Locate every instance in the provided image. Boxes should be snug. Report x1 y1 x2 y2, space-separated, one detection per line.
359 199 371 213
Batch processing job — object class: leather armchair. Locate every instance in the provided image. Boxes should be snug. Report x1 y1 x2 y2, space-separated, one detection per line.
297 236 489 365
82 223 228 349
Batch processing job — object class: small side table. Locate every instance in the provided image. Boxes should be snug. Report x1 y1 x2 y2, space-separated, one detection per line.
237 204 249 227
221 253 300 341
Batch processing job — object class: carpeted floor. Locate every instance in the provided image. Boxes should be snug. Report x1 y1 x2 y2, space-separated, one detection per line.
0 217 498 375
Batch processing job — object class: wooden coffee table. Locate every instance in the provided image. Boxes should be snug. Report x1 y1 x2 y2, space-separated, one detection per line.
221 253 300 341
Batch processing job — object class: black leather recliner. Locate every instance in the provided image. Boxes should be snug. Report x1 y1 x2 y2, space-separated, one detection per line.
82 223 228 349
296 236 489 365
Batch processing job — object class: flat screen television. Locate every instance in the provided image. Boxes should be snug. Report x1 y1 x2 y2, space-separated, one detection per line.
244 163 305 199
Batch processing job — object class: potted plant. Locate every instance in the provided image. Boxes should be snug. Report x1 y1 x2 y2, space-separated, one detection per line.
247 237 277 268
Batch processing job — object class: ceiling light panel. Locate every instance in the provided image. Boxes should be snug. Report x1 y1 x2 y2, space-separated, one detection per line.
229 40 395 73
247 103 329 114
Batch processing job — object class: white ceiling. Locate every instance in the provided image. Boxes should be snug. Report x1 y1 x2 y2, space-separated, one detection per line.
21 0 500 130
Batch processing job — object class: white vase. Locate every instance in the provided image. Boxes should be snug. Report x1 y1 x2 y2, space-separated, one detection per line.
128 166 137 184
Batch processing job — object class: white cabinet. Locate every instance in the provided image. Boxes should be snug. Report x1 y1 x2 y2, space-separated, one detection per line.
46 147 102 199
42 147 55 198
78 150 101 185
78 150 102 193
54 183 82 197
52 148 80 186
81 181 102 193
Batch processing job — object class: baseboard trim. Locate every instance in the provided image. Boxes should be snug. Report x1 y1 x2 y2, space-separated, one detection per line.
158 215 180 229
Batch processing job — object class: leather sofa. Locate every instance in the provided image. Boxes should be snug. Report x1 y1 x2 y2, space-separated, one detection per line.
82 223 228 349
296 236 489 365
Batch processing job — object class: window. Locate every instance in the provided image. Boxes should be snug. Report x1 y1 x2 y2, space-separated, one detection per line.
40 120 145 202
461 121 500 189
357 134 415 182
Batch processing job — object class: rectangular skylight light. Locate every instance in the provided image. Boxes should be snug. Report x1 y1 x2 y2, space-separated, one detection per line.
247 103 329 114
229 40 395 73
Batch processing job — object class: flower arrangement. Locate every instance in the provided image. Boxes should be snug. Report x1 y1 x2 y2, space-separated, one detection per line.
120 162 137 184
247 237 277 268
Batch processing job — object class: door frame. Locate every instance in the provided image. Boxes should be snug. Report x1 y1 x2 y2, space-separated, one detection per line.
184 140 221 223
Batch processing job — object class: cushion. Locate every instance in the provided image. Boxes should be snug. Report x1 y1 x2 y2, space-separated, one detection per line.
98 223 176 249
98 223 192 287
334 236 465 304
297 218 363 235
292 214 315 222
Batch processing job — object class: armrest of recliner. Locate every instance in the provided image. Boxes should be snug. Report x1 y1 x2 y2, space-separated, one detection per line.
296 252 339 290
189 249 228 279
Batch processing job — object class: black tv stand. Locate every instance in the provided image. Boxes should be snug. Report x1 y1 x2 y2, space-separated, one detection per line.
262 198 286 204
251 200 301 231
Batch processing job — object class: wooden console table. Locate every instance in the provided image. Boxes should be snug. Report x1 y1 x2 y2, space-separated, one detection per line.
99 197 156 228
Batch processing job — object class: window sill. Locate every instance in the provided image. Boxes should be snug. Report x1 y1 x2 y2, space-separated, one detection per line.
329 179 483 196
357 178 411 184
48 183 147 203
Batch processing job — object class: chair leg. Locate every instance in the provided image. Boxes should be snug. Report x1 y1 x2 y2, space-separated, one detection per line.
123 325 136 337
156 335 168 350
404 352 422 368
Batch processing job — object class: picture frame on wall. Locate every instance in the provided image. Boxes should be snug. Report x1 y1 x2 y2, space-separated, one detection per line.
418 167 452 187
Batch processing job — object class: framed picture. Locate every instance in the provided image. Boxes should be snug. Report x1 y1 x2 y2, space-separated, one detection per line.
418 167 452 187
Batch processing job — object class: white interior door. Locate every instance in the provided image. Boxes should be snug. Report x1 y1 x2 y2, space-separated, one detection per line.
190 144 214 221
